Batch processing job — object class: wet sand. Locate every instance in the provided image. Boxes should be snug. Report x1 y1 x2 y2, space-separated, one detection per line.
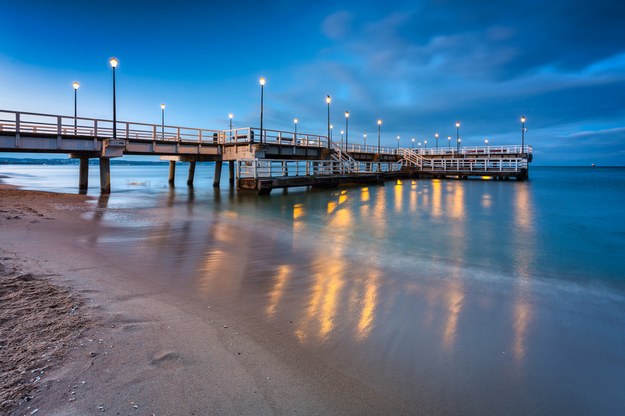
0 185 409 415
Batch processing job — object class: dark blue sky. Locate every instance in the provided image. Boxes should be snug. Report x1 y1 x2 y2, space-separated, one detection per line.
2 0 625 165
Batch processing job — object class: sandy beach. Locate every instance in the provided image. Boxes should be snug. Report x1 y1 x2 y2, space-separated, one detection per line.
0 185 409 415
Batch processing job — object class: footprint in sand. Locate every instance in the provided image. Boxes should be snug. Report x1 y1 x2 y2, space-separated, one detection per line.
150 351 183 369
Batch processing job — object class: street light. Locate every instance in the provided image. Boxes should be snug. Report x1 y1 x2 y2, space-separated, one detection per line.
424 140 428 149
228 113 233 141
259 77 265 144
457 138 462 152
72 81 80 134
435 133 439 150
396 135 400 149
364 132 367 147
521 116 526 153
160 103 166 139
326 95 331 148
340 130 344 160
484 138 489 145
293 118 298 141
377 119 382 154
109 57 118 139
345 111 349 151
448 136 451 149
330 124 334 142
411 138 415 149
455 121 461 153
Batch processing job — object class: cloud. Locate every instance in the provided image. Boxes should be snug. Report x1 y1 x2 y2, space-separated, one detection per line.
321 11 353 40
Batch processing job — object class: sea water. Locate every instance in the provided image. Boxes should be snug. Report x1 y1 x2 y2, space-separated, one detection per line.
2 162 625 414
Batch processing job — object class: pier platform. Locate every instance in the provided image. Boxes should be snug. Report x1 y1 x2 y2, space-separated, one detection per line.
0 109 532 194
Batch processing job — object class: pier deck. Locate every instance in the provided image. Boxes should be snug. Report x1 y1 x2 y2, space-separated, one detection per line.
0 109 533 193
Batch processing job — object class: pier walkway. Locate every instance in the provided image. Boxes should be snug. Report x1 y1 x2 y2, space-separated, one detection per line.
0 109 532 194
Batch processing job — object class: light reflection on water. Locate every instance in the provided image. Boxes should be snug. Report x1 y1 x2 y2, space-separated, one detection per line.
3 164 625 413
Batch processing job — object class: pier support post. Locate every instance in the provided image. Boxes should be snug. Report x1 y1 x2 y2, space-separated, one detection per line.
228 161 235 185
79 157 89 193
99 157 111 194
213 160 223 187
187 161 196 187
168 161 176 186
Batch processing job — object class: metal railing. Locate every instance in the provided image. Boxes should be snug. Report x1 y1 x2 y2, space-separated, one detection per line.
223 127 328 148
422 157 527 172
237 159 401 179
339 143 397 155
0 109 219 143
405 145 533 156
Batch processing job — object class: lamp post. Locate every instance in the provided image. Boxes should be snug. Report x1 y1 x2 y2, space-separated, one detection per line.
340 130 344 160
377 120 382 154
72 81 79 134
448 135 451 149
411 138 415 149
326 95 331 148
259 77 265 144
455 121 460 153
345 111 349 151
457 138 461 152
161 104 166 139
109 57 118 139
396 135 400 149
364 132 367 148
435 133 439 150
293 118 298 135
228 113 233 141
330 124 333 142
484 138 488 146
424 140 428 149
521 116 526 153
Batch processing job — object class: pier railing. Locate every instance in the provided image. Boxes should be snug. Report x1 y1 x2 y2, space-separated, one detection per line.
0 109 220 143
422 157 527 172
237 159 400 179
406 145 533 156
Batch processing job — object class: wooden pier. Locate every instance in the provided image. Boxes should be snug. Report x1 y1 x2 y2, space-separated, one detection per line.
0 109 533 194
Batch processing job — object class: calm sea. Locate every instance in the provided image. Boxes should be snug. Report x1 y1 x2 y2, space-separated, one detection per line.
2 163 625 414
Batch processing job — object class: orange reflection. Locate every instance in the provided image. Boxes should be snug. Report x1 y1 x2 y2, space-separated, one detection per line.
266 265 292 319
296 201 352 343
356 270 380 340
394 180 403 212
361 187 370 202
432 179 442 217
449 183 465 219
442 276 465 350
513 300 531 360
293 203 305 220
514 184 532 230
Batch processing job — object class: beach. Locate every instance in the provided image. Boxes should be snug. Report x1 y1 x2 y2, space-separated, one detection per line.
1 167 625 415
0 185 410 415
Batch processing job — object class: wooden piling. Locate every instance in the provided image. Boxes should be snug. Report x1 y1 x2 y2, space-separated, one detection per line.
213 160 223 187
228 160 235 185
99 157 111 194
187 161 196 187
168 161 176 186
79 157 89 192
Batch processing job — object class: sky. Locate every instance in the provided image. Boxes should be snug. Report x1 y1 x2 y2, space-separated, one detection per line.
1 0 625 165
